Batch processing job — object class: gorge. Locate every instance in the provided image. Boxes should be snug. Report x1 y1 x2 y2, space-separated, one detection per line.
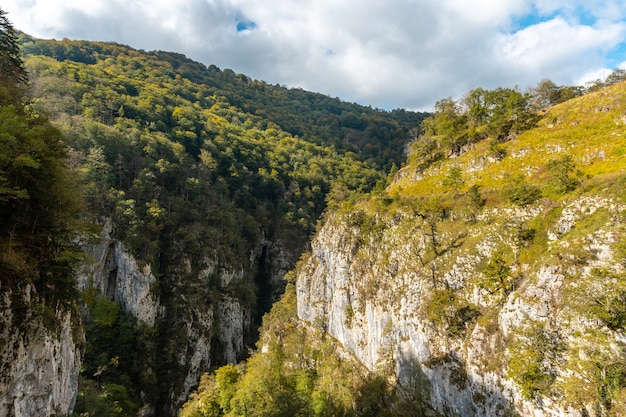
1 25 626 417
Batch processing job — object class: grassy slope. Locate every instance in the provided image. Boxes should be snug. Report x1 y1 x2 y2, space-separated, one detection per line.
392 80 626 198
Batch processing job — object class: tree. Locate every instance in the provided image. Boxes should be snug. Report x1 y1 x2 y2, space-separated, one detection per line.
462 87 489 130
529 79 561 110
215 364 241 413
508 322 563 399
546 155 581 194
0 9 27 103
480 248 513 296
502 175 542 206
0 7 80 306
529 79 584 110
604 68 626 86
421 98 469 155
442 165 464 195
485 87 535 140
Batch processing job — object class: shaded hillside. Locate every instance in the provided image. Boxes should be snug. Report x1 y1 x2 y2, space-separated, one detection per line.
183 81 626 416
11 34 427 416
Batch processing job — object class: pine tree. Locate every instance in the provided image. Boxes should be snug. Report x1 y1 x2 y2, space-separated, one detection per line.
0 8 27 104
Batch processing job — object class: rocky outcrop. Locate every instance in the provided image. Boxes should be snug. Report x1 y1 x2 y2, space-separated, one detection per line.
78 223 292 415
297 195 626 416
78 221 159 326
0 285 82 417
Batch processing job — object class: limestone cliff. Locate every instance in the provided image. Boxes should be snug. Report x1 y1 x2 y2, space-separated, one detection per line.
77 221 293 415
78 221 159 326
297 83 626 416
297 193 626 416
0 285 82 417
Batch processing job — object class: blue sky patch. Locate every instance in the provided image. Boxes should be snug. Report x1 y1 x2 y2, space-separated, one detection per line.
512 11 557 32
236 19 257 32
607 42 626 68
512 5 597 32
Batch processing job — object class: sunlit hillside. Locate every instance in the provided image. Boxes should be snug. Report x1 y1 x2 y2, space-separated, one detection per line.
182 80 626 417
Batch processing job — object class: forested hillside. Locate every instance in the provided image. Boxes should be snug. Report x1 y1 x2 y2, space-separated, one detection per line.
9 33 427 416
20 35 424 171
18 33 428 268
182 78 626 416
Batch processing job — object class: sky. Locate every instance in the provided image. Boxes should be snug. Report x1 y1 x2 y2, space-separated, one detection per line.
3 0 626 111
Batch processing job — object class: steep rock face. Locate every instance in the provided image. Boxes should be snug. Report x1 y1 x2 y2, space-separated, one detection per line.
297 195 626 416
78 222 159 326
79 223 292 415
0 286 82 417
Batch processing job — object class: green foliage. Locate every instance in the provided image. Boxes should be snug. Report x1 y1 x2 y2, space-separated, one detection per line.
180 284 430 417
528 79 584 110
507 322 563 399
12 36 424 412
426 288 480 337
502 175 542 206
616 236 626 268
570 268 626 331
592 285 626 331
479 248 513 297
18 36 403 273
0 9 27 99
93 296 120 327
73 379 140 417
180 373 223 417
0 8 81 312
558 329 626 415
421 97 469 155
426 288 456 325
442 165 464 194
412 85 538 172
10 18 626 417
76 296 146 416
344 304 355 328
586 68 626 92
465 184 486 215
20 35 427 172
215 364 241 413
407 135 444 172
488 139 507 160
545 154 581 194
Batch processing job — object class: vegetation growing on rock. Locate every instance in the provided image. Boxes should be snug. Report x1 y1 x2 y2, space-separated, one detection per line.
291 79 626 416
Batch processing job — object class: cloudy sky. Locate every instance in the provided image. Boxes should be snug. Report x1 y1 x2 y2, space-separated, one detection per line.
4 0 626 110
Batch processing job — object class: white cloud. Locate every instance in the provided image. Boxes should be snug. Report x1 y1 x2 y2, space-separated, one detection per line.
495 18 625 72
576 68 613 86
3 0 626 110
